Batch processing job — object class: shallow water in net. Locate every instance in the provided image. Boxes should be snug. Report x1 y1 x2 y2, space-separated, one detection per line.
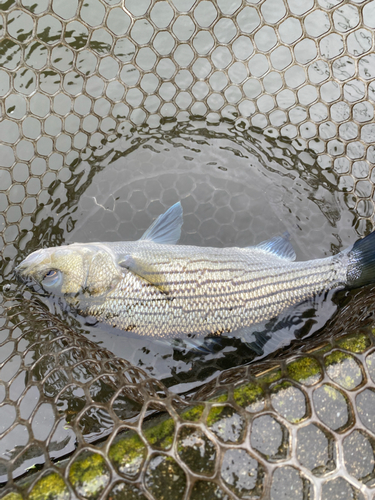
3 121 367 393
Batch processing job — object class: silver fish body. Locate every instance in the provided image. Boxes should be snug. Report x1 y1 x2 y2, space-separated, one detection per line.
91 240 347 338
14 202 375 340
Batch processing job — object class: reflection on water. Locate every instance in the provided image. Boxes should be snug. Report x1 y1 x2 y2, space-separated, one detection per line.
64 121 358 257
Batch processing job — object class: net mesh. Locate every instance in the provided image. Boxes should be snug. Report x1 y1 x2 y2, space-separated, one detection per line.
1 0 375 254
2 0 375 498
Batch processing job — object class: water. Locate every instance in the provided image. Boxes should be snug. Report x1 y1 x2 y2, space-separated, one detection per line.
6 120 364 396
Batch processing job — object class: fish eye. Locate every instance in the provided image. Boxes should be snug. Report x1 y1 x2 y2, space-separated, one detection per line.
42 269 62 288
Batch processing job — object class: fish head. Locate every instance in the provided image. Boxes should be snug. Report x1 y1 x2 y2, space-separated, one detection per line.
14 243 122 299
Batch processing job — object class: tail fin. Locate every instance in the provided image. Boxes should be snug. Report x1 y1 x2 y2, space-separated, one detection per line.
347 231 375 288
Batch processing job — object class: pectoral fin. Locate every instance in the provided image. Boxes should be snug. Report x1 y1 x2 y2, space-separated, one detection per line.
139 202 183 244
118 255 171 295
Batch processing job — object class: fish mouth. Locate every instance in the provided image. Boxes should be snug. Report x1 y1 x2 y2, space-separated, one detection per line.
13 249 51 284
13 264 29 283
13 264 47 295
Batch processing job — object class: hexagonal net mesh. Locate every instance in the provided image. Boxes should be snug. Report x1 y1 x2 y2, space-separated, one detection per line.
1 0 375 499
1 0 375 239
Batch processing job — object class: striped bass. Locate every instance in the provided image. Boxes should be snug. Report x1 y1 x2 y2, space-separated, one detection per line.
14 202 375 341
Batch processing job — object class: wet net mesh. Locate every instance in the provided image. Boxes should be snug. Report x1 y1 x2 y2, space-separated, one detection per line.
2 0 375 498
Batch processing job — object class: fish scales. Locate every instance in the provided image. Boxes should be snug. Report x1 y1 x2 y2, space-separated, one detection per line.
86 241 347 338
15 202 375 341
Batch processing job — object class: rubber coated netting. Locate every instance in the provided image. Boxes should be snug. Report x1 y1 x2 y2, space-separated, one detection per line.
2 0 375 499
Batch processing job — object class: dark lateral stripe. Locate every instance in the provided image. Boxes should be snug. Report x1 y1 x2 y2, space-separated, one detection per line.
134 259 332 279
108 271 336 307
116 267 336 301
168 266 333 288
133 265 248 275
177 278 329 304
136 265 336 293
139 258 301 272
127 258 302 276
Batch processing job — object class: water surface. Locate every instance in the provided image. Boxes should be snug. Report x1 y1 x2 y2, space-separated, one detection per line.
9 120 363 394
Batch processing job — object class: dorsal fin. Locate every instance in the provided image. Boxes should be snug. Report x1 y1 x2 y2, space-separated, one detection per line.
255 232 296 261
139 202 183 245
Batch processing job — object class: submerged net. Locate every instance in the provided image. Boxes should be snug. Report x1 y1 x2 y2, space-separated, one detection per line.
1 0 375 498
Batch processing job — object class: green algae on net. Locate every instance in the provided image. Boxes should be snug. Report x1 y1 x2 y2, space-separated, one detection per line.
4 330 375 500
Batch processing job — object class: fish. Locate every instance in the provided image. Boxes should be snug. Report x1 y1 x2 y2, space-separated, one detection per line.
14 202 375 342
